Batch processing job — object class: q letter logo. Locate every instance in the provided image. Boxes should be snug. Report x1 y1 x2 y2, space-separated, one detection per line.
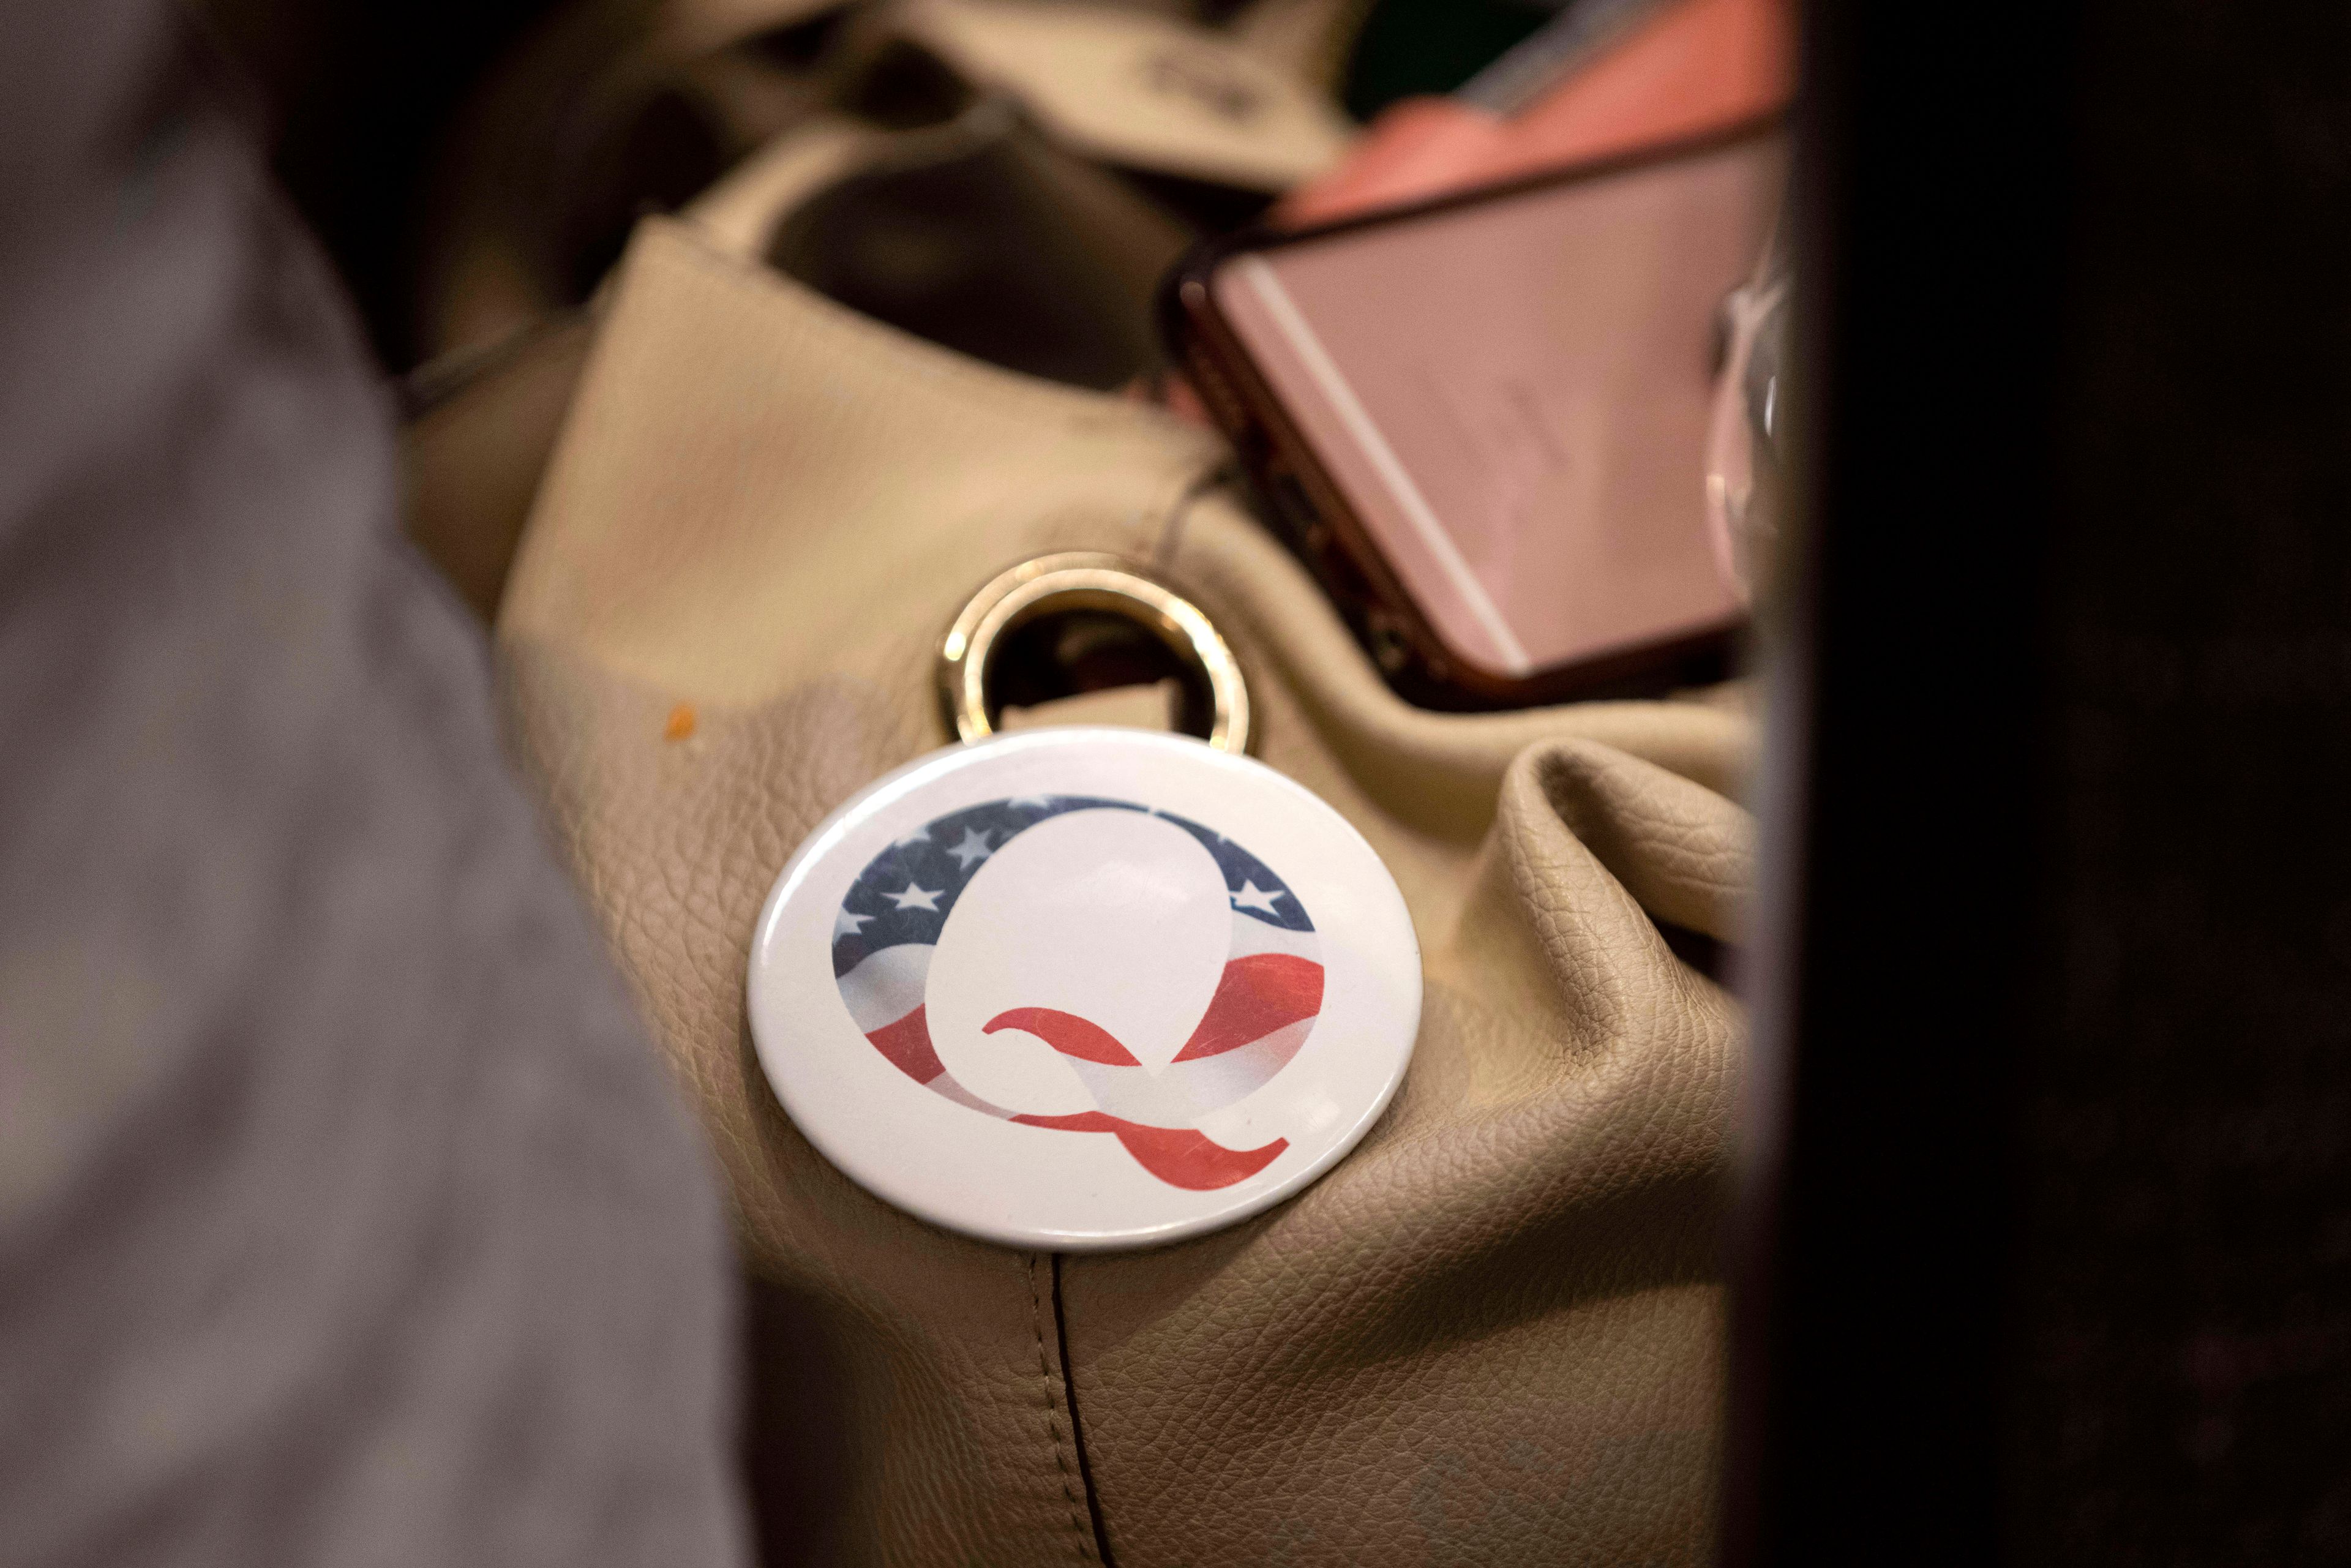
830 796 1324 1190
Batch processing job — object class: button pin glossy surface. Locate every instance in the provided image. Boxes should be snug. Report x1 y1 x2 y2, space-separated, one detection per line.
747 728 1420 1251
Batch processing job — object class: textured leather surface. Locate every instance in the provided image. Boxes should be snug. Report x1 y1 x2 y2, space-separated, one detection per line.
1063 736 1747 1566
495 196 1754 1562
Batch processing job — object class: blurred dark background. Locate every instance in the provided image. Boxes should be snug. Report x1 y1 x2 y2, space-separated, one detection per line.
202 0 566 369
200 0 1589 372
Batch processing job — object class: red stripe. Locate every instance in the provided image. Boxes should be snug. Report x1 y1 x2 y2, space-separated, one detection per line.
984 1008 1142 1065
1169 953 1324 1063
866 1006 947 1084
1012 1112 1288 1190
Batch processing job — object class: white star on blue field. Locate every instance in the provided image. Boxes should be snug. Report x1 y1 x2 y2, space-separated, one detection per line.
831 795 1314 978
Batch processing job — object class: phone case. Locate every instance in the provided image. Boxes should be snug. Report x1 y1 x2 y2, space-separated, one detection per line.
1162 119 1783 708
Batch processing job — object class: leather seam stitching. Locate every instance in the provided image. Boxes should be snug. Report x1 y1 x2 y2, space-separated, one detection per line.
1026 1251 1101 1564
1052 1252 1118 1567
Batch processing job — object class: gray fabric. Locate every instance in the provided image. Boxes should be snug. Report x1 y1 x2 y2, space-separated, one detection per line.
0 7 751 1566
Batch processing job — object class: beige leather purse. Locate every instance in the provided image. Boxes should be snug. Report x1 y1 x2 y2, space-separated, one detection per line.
481 110 1756 1566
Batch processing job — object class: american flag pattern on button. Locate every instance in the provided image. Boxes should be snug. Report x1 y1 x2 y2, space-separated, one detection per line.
830 795 1324 1190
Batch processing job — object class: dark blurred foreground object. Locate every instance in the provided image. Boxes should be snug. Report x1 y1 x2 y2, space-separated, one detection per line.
1727 1 2351 1562
0 6 748 1564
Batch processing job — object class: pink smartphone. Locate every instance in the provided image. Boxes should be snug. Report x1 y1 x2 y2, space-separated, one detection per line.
1166 121 1786 707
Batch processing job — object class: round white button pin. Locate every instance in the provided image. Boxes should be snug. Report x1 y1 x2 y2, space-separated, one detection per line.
746 727 1420 1251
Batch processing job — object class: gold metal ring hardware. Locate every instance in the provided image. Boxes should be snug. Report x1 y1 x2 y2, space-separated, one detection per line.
938 553 1251 754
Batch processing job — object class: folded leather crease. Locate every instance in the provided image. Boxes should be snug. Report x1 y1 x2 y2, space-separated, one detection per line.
1526 740 1755 945
493 206 1754 1564
1059 742 1739 1563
